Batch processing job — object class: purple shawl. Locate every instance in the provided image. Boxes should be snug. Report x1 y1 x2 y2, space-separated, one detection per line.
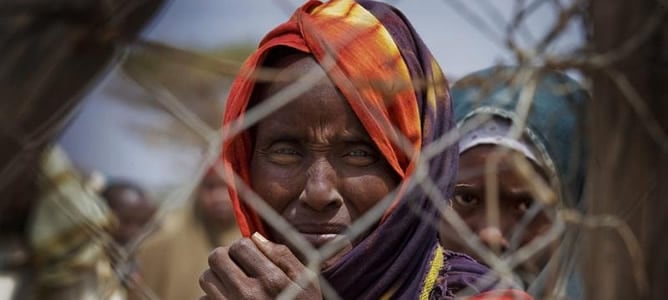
320 1 460 299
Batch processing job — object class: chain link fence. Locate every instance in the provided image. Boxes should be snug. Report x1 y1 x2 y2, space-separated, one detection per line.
1 0 666 299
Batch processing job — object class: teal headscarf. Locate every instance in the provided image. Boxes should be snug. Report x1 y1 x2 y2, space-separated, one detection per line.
451 66 589 299
452 66 588 209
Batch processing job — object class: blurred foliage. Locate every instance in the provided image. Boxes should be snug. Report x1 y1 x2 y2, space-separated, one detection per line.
108 42 255 146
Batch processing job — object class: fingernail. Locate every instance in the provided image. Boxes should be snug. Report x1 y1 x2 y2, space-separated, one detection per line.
252 232 269 244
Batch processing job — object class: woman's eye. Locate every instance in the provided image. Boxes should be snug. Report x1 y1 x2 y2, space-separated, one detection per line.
343 148 378 166
453 194 479 208
267 145 301 165
348 149 371 157
272 147 299 155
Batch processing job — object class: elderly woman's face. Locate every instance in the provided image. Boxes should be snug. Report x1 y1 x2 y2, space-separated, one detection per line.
250 55 399 268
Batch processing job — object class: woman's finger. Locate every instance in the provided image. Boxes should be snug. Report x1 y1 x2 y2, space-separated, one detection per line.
206 246 262 298
198 269 228 300
228 238 283 278
228 237 294 295
251 232 319 290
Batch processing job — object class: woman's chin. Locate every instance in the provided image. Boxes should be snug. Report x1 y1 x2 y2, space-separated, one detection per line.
269 229 357 270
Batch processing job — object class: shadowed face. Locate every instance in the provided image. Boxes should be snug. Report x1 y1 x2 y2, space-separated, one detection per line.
439 145 555 277
250 54 399 269
105 186 155 246
197 171 234 227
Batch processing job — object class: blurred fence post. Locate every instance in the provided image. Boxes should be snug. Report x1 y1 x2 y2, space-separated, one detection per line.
584 0 667 299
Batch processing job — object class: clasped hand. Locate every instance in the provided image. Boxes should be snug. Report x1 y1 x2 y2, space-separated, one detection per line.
199 233 322 300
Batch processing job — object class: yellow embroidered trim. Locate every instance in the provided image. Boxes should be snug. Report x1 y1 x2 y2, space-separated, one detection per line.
419 244 445 300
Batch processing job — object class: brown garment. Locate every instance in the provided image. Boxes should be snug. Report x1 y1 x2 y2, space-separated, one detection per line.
136 207 239 300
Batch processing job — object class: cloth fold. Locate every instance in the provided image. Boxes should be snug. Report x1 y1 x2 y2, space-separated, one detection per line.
219 0 458 298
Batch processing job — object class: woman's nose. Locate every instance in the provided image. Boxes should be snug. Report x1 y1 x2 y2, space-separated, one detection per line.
478 226 509 253
300 159 342 211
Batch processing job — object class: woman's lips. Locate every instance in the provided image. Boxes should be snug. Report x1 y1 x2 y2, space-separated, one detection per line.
291 223 348 248
300 233 340 248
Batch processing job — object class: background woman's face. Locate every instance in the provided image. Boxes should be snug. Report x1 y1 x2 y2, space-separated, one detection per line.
249 55 399 269
439 145 555 275
105 187 155 246
197 171 234 227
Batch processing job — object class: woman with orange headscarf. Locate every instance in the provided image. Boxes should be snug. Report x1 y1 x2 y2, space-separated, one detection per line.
199 1 531 299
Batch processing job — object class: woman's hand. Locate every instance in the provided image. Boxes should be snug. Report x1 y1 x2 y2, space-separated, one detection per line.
199 233 322 300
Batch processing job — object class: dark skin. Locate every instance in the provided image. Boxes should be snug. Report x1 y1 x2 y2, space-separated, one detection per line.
103 184 155 298
438 145 555 278
199 54 399 299
104 185 156 246
196 170 235 231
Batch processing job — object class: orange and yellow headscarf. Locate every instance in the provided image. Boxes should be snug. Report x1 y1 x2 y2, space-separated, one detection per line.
222 0 432 237
219 1 457 298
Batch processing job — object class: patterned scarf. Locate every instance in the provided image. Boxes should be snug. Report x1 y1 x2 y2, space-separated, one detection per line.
220 1 458 298
450 66 588 299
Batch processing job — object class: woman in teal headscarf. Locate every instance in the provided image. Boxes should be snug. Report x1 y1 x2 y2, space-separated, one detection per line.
438 66 588 299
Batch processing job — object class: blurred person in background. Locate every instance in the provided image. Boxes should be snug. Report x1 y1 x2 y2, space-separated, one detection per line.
102 181 157 247
101 180 157 300
26 146 119 300
439 66 588 299
0 1 168 299
136 168 240 300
